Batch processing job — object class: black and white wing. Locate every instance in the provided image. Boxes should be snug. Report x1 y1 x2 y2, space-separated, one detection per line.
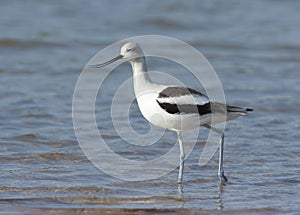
156 86 252 116
156 86 212 115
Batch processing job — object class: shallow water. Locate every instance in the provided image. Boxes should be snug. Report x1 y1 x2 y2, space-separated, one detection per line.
1 0 300 214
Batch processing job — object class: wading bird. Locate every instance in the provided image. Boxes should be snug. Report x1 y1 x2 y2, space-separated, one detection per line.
90 43 252 183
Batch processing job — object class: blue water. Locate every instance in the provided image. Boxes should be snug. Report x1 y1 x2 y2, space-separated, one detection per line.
0 0 300 214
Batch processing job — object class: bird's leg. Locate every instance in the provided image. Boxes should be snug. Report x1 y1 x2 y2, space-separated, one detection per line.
218 131 227 182
204 125 228 182
177 131 185 184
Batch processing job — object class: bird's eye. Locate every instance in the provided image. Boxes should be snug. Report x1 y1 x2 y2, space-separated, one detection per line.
127 48 132 52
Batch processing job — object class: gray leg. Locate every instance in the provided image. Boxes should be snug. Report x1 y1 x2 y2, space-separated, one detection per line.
204 125 228 182
177 131 185 184
218 131 227 182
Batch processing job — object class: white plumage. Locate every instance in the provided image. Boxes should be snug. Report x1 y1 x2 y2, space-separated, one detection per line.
91 42 252 184
157 90 209 106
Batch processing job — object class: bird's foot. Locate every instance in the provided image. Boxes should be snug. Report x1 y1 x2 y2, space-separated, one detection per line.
219 172 228 183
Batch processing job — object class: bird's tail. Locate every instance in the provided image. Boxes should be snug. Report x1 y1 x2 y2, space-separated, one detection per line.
226 104 253 116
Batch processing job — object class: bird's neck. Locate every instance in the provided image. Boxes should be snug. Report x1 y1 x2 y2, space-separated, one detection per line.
130 57 153 94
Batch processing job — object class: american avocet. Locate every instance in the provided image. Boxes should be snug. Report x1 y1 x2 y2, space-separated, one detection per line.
90 42 252 183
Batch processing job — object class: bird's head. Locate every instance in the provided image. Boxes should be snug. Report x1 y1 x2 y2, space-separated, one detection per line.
120 42 144 61
90 42 144 68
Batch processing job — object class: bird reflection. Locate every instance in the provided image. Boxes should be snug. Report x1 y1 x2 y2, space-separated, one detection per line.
178 183 183 196
176 180 226 212
217 181 226 211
